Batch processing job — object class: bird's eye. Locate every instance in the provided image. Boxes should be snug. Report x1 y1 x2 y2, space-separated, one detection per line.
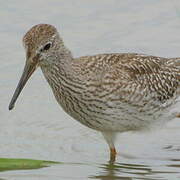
41 42 52 51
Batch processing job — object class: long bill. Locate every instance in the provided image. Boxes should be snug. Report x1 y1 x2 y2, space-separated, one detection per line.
9 61 37 110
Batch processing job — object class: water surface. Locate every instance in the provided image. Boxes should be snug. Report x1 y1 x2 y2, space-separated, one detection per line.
1 0 180 179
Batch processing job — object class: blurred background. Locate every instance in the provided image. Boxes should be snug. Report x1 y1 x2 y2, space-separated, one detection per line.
1 0 180 179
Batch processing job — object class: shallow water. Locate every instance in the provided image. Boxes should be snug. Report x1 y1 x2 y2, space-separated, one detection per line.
1 0 180 179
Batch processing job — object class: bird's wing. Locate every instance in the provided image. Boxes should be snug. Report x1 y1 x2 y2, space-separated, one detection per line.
97 54 179 105
74 53 179 105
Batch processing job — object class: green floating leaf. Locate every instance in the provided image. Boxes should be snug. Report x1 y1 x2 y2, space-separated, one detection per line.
0 158 60 172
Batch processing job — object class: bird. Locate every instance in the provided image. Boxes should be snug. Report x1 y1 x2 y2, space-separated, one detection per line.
9 24 180 162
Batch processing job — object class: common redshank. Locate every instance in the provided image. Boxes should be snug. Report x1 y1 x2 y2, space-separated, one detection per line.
9 24 180 162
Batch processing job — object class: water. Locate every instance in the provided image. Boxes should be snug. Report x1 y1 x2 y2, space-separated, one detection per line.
0 0 180 179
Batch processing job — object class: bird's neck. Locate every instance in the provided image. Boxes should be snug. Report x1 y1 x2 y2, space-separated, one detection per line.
40 46 86 117
41 46 74 83
40 46 83 99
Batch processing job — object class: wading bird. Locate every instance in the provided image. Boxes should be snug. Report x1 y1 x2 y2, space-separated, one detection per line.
9 24 180 162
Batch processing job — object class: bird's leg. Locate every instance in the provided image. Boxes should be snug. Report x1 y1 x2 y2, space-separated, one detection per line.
110 147 117 162
102 131 117 163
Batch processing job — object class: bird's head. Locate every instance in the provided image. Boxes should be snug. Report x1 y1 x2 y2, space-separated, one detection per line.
9 24 61 110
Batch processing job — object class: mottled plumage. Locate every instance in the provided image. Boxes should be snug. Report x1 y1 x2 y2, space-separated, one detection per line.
9 24 180 162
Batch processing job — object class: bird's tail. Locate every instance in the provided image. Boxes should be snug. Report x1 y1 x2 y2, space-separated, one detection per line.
166 58 180 84
166 58 180 74
171 58 180 69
